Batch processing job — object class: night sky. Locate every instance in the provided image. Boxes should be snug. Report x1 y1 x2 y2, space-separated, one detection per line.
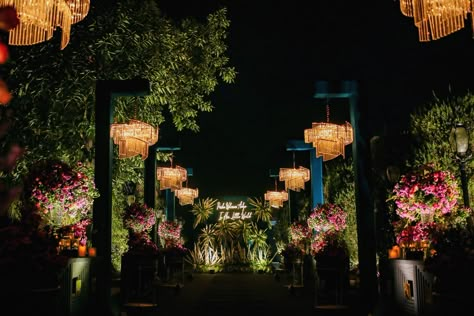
158 0 474 199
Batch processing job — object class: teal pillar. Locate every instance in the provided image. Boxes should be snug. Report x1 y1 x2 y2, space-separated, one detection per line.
314 80 377 315
165 189 175 220
144 143 158 243
286 140 324 209
151 146 181 221
94 79 151 314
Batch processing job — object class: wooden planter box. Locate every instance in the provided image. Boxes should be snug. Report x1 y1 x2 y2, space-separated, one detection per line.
388 259 434 315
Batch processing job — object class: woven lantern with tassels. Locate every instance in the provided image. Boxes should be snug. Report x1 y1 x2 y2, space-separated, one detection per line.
110 119 158 160
157 165 187 192
304 102 353 162
398 0 472 42
175 187 199 206
279 166 310 192
264 190 288 208
0 0 90 49
264 176 288 208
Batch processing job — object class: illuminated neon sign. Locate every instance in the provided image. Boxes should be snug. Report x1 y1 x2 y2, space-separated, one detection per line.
216 200 252 221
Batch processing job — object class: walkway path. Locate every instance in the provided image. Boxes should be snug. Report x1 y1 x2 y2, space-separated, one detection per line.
121 272 366 316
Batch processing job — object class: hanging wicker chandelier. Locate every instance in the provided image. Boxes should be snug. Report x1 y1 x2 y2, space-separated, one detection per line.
156 159 187 192
175 187 199 206
264 190 288 208
0 0 90 49
399 0 472 41
110 119 159 160
264 176 288 208
304 103 353 162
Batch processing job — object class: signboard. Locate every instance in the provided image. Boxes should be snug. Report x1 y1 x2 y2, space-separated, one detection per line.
215 197 252 221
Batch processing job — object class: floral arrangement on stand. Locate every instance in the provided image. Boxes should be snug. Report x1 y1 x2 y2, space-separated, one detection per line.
123 202 158 255
280 220 311 266
388 163 472 259
22 159 99 229
157 220 188 258
307 203 348 256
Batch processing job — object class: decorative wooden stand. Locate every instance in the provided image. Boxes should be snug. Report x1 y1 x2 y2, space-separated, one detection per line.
120 254 160 312
388 259 434 316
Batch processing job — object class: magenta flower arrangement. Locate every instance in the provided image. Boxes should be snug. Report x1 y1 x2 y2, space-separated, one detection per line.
388 164 473 252
127 232 158 255
393 221 435 246
57 218 92 247
281 243 306 262
23 159 99 228
307 203 348 255
289 220 312 244
158 220 182 247
307 203 347 233
123 202 156 234
389 163 460 223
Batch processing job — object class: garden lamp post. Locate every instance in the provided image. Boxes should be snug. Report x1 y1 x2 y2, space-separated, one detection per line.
453 123 472 208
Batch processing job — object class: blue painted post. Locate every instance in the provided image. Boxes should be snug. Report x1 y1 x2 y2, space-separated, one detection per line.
286 140 324 210
152 146 181 221
165 189 175 220
314 80 377 314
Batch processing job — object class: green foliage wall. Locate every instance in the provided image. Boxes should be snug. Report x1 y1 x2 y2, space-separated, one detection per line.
323 157 359 269
1 0 236 270
409 91 474 207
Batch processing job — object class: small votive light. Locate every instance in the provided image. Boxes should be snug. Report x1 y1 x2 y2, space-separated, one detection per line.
388 245 400 259
78 245 87 257
88 247 97 257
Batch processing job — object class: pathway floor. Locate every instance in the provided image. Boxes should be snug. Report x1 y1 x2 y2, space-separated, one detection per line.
119 271 369 316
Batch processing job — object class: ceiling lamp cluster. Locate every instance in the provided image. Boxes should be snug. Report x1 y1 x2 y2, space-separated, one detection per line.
110 119 158 160
399 0 473 41
304 103 353 162
0 0 90 49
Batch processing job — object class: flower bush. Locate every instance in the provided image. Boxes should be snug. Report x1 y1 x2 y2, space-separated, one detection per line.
307 203 348 255
123 202 156 234
389 163 459 223
22 159 99 228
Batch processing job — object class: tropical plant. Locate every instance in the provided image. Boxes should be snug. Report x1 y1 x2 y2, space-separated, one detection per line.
248 196 273 228
190 197 217 228
214 219 238 248
246 222 268 250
